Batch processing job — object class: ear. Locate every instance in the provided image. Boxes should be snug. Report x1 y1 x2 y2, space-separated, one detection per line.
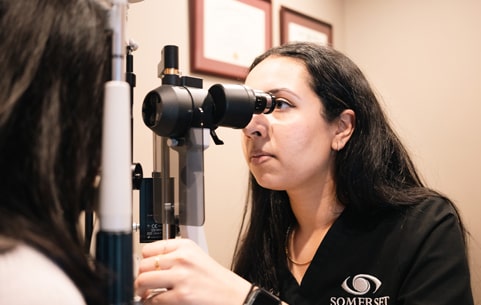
331 109 355 151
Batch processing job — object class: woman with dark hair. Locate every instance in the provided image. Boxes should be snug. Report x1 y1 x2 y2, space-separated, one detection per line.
0 1 110 304
135 42 473 305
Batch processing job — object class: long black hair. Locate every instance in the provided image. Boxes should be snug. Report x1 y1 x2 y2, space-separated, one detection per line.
0 1 110 304
232 42 458 293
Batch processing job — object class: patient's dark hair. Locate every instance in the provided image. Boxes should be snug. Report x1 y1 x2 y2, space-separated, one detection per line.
0 1 110 304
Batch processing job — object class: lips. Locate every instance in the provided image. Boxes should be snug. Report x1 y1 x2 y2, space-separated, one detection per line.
249 151 274 164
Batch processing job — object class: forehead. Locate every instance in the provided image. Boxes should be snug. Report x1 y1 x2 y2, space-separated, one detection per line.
245 56 311 92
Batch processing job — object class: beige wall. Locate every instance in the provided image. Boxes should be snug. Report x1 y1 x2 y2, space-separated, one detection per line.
127 0 480 301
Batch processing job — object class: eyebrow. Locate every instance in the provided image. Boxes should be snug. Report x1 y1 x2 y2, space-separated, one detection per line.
268 88 301 99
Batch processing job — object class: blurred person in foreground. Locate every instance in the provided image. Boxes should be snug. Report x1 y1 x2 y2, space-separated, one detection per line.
0 1 111 304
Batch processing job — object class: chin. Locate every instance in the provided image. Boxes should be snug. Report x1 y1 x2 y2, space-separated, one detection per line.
255 178 286 191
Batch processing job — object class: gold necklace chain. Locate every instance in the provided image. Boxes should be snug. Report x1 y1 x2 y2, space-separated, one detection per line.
285 226 313 266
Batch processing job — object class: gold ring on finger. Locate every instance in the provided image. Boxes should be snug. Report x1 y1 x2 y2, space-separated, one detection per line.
154 255 161 270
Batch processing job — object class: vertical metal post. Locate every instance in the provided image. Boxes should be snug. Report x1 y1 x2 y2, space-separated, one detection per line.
96 1 134 304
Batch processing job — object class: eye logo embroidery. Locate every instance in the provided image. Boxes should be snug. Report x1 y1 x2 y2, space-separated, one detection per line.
341 274 382 295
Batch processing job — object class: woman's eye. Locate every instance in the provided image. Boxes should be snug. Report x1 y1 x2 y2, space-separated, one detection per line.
274 98 292 110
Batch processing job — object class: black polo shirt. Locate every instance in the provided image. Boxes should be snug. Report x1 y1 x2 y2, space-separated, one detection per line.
278 197 473 305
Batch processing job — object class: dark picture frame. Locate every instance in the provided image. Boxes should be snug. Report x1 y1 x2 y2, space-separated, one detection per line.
280 6 332 46
189 0 272 80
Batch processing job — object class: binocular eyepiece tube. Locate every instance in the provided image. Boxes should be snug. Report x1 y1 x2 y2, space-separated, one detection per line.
142 83 277 139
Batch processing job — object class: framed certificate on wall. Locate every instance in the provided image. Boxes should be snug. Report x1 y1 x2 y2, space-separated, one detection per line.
280 6 332 46
189 0 272 80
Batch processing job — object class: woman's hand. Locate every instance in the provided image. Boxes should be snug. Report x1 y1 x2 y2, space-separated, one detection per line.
135 238 252 305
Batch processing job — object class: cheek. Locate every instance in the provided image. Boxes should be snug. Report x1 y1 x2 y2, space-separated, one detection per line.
278 131 308 156
277 121 323 153
277 122 334 170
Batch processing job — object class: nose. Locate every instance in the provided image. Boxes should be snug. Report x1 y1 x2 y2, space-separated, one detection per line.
243 113 267 138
